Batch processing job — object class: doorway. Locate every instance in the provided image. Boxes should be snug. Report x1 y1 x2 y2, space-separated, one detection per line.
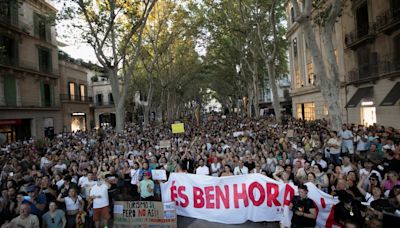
361 106 376 127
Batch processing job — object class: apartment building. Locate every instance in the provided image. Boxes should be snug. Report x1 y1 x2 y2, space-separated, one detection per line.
343 0 400 128
287 0 400 128
259 74 292 116
90 74 116 128
59 52 92 132
0 0 61 142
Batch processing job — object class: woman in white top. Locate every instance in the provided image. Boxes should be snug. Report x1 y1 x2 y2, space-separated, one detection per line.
57 188 84 228
357 175 382 205
130 162 140 199
210 158 222 177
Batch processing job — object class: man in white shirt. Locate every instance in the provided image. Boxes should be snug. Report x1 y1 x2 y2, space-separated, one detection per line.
89 178 111 228
327 131 341 165
311 153 327 169
338 124 354 154
80 172 96 200
130 162 140 199
234 160 249 175
195 159 210 175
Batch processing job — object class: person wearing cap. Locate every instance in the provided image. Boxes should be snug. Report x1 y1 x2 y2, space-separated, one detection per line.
138 171 154 201
24 185 47 218
289 184 316 228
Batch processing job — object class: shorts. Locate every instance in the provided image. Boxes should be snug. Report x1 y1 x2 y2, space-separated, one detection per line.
93 206 110 221
342 144 354 154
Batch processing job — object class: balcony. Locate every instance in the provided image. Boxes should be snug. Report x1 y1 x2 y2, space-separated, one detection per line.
60 94 93 103
374 7 400 35
344 23 376 50
347 57 400 84
95 101 114 106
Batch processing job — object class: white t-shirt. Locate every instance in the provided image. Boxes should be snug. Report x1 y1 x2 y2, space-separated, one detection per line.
196 166 210 175
341 164 353 175
78 176 89 187
233 166 249 175
327 138 341 154
90 184 109 209
40 157 51 169
130 168 140 185
364 192 377 205
65 195 82 211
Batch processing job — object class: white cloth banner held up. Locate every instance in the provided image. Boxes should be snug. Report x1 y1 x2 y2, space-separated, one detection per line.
161 173 339 226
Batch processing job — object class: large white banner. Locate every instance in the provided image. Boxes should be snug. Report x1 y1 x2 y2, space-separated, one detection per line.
161 173 339 226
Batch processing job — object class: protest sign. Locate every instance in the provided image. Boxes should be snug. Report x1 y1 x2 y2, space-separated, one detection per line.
160 140 171 149
171 123 185 134
151 169 167 180
113 201 177 228
161 173 338 227
287 129 294 138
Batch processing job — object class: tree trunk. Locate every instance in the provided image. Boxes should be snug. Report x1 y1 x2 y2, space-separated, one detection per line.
267 61 282 122
303 21 341 130
108 68 125 132
247 86 253 117
252 62 260 118
143 80 154 126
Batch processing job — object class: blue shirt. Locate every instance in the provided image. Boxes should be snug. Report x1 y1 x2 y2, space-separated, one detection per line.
23 193 47 216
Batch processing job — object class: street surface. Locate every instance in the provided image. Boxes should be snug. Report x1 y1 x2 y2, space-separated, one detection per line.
177 216 279 228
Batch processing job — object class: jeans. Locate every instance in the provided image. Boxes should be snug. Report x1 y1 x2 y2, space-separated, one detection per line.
330 153 341 165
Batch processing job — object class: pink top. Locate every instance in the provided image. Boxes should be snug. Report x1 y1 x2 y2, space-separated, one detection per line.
383 180 400 191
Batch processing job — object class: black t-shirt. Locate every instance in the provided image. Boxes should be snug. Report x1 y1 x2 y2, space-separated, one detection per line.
291 196 316 228
334 201 365 226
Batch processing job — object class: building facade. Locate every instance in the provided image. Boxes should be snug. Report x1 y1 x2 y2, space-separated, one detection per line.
90 75 116 128
287 0 400 128
0 0 61 142
59 52 92 132
259 74 292 116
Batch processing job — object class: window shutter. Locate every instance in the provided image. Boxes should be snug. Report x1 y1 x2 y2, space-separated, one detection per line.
4 75 16 106
33 13 39 37
46 22 51 42
50 84 54 106
40 81 45 107
11 0 18 26
12 38 18 66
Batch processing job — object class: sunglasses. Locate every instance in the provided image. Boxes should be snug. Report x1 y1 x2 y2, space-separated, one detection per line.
51 218 55 223
369 178 377 181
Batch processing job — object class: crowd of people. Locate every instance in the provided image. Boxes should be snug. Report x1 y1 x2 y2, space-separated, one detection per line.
0 114 400 228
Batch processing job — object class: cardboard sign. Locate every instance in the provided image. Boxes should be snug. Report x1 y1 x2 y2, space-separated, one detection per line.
113 201 177 228
287 129 294 138
151 169 167 180
159 140 171 149
171 123 184 134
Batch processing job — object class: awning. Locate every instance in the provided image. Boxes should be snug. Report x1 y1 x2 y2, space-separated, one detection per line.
346 86 373 108
380 82 400 106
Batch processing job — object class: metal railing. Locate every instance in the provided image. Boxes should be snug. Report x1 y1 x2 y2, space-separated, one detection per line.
374 7 400 31
344 23 376 47
347 57 400 83
60 94 93 102
95 101 114 106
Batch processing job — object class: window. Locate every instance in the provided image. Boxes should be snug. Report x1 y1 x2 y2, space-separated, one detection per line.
293 38 298 57
0 0 18 25
307 63 314 85
40 82 53 107
304 102 315 120
0 35 18 66
356 3 369 38
34 13 51 41
295 69 302 88
80 84 86 101
323 104 329 116
108 93 114 105
290 7 295 23
68 82 75 100
3 75 16 106
38 47 52 74
96 94 103 105
296 103 303 119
